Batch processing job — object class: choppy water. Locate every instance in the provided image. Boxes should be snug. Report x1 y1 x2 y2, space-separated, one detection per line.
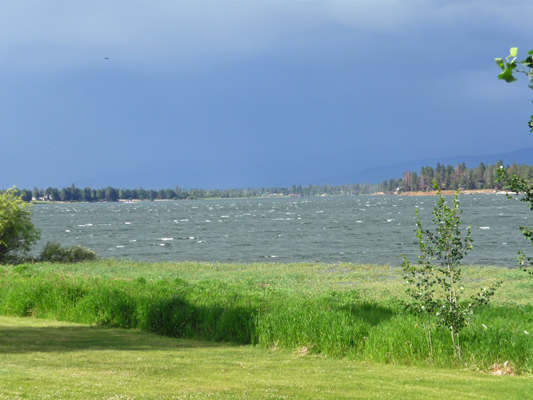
30 194 533 266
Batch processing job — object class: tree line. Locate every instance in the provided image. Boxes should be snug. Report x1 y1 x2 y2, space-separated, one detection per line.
5 182 383 203
385 160 533 193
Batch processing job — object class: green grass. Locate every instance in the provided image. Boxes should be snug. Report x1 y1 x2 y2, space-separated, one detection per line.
1 262 532 373
1 315 531 400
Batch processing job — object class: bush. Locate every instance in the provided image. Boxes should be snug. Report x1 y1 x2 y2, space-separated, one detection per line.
40 241 98 263
0 187 41 263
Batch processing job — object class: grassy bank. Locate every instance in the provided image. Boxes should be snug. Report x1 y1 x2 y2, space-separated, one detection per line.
0 261 532 373
2 316 532 400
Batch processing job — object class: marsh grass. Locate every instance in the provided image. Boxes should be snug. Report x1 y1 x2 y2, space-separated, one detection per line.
0 262 532 372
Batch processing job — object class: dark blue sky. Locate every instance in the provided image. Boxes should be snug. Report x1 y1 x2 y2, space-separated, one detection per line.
2 1 532 189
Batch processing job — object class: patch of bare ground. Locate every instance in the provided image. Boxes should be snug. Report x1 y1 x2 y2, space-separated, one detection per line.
399 189 504 196
489 361 514 376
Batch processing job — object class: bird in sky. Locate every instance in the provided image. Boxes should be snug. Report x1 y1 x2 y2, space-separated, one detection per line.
104 57 109 60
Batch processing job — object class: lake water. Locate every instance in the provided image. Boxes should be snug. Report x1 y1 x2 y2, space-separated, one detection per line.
30 194 533 267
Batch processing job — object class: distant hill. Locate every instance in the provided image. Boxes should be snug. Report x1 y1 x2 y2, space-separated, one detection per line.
67 147 533 190
323 148 533 185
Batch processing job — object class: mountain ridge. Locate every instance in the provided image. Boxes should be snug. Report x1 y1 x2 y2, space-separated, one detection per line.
320 147 533 186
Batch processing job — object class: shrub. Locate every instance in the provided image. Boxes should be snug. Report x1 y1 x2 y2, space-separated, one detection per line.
0 187 41 263
40 241 98 263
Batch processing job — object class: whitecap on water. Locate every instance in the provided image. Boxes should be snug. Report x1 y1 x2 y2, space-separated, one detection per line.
125 222 131 225
129 240 137 242
65 230 70 232
479 227 490 229
356 221 362 223
116 245 125 248
160 238 173 241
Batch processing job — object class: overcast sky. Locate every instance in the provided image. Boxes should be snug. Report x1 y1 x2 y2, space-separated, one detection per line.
2 1 532 189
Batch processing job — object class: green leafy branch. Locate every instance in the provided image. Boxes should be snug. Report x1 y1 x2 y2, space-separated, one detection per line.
0 187 41 263
497 167 533 275
495 47 533 84
495 47 533 134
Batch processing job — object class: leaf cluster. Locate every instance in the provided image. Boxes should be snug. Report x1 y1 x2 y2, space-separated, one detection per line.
495 47 533 84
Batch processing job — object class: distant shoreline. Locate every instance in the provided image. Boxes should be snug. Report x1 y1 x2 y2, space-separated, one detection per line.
30 190 515 204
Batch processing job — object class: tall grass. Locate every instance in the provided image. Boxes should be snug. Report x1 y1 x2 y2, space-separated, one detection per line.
0 264 532 373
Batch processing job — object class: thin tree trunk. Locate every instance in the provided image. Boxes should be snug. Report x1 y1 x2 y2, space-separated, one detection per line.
450 327 457 358
427 314 433 356
456 332 461 361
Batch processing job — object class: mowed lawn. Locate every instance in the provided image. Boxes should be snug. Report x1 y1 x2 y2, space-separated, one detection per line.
0 316 531 400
